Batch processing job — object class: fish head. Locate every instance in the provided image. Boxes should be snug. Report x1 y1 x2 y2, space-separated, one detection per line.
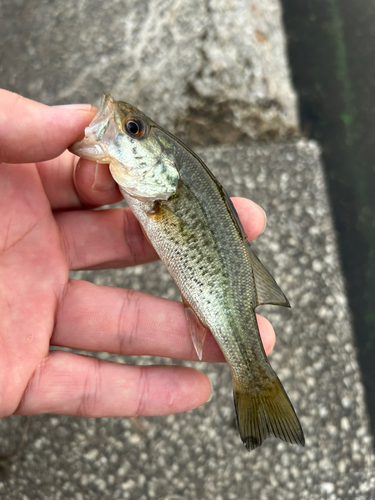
70 93 179 201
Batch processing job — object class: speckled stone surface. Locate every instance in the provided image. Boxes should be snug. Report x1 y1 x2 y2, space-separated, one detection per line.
0 141 374 499
0 0 297 143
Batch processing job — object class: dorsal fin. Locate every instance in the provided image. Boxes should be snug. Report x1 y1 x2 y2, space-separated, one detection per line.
246 242 290 308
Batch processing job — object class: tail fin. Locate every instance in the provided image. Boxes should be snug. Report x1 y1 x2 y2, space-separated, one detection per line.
233 377 305 451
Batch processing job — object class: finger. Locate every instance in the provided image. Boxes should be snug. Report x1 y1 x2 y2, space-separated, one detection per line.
231 197 267 240
56 197 267 270
0 90 95 164
74 159 123 207
56 208 158 270
52 280 276 361
15 351 211 417
35 151 82 210
36 156 123 211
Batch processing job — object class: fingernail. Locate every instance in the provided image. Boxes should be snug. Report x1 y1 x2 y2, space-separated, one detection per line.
91 162 117 191
206 381 214 402
258 205 267 235
53 103 93 111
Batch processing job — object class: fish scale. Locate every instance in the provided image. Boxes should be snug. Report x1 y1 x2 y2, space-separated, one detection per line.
70 93 305 451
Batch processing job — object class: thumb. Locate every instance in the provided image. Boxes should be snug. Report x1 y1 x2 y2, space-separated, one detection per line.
0 89 96 164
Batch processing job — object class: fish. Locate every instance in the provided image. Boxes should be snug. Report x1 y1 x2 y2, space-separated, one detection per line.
70 93 305 451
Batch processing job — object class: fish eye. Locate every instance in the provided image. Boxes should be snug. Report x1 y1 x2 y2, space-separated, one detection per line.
124 118 145 138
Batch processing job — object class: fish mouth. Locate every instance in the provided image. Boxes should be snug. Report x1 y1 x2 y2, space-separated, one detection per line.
69 93 118 162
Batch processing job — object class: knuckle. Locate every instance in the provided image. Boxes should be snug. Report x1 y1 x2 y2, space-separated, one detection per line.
76 357 103 418
116 289 141 356
134 366 149 417
14 355 51 415
56 215 76 268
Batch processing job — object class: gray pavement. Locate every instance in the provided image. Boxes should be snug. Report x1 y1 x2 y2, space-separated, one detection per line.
0 142 374 499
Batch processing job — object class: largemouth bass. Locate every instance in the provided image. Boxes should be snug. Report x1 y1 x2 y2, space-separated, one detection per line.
70 93 304 451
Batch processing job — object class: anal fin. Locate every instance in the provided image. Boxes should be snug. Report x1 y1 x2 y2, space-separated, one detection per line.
181 296 209 360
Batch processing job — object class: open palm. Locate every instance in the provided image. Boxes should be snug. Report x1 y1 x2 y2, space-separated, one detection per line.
0 90 274 419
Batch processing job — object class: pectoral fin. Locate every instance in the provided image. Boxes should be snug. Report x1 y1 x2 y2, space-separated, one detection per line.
246 242 290 308
181 296 208 360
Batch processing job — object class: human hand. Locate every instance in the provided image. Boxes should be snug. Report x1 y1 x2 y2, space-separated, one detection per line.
0 89 275 419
